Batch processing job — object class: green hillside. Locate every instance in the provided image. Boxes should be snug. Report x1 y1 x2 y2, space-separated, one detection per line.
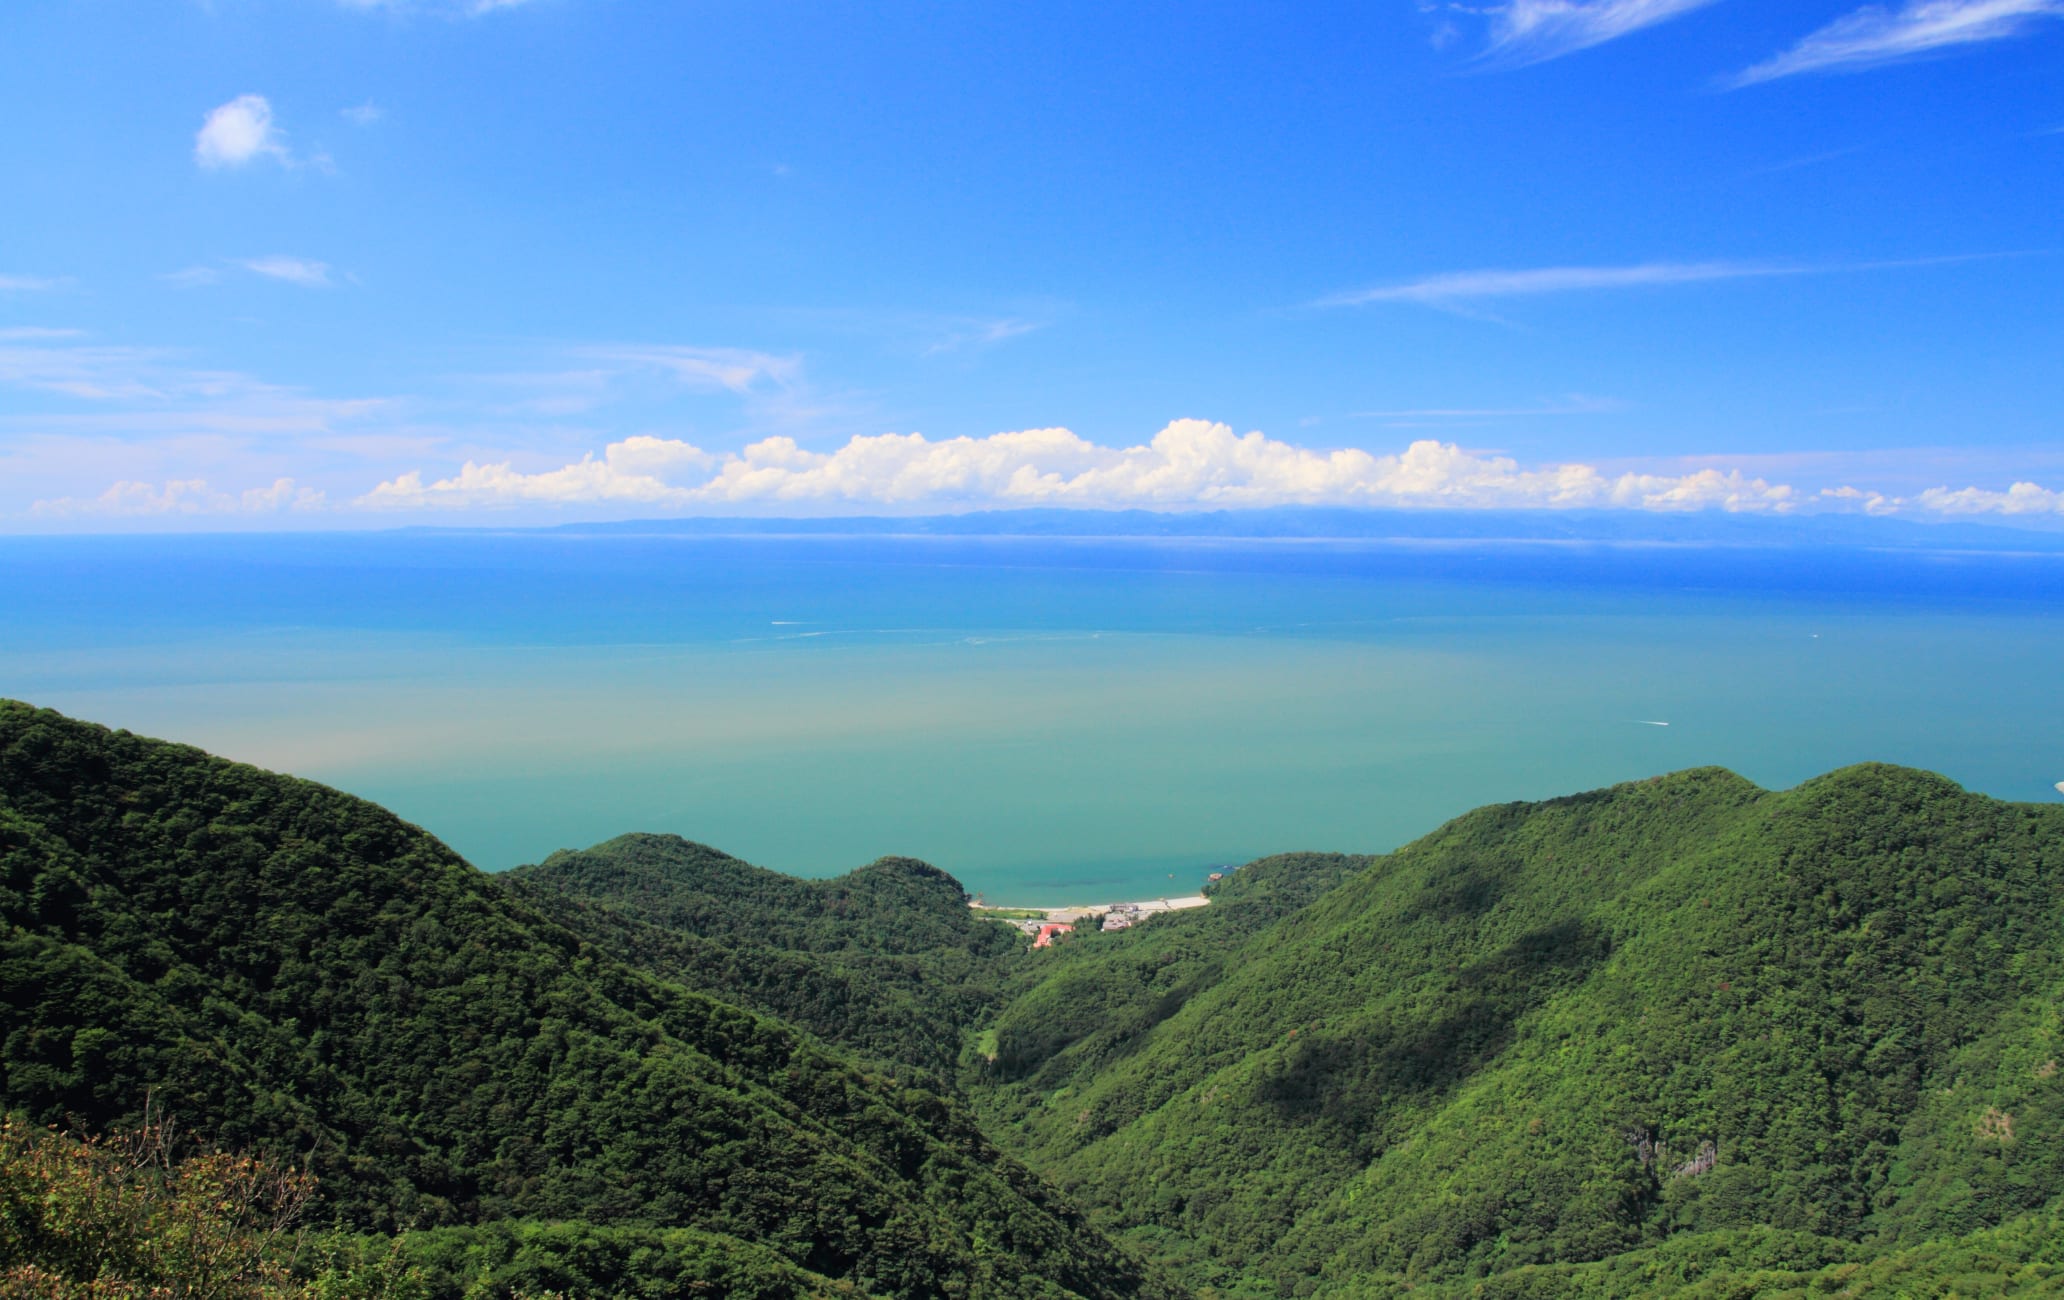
0 700 1165 1300
977 852 1371 1091
503 834 1018 1075
7 697 2063 1298
968 765 2064 1295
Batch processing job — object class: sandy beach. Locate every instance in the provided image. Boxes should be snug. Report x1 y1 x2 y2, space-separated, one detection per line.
971 895 1210 924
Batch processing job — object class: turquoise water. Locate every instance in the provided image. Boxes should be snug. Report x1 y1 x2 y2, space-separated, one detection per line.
4 532 2061 904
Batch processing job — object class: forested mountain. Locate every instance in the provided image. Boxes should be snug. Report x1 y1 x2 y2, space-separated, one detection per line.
6 698 2063 1297
502 834 1017 1074
0 700 1165 1300
968 766 2064 1295
976 852 1371 1090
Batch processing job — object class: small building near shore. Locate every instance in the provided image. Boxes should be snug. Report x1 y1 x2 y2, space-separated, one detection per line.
1033 923 1074 948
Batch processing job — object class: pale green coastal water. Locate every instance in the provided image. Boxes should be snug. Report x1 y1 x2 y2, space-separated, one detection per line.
4 532 2060 903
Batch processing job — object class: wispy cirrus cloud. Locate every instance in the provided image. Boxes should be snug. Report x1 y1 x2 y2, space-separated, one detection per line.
757 304 1060 361
1729 0 2064 87
921 317 1046 357
240 256 336 288
0 274 69 293
0 328 84 342
1322 253 2020 310
577 344 800 394
1477 0 1723 67
160 267 221 289
0 342 187 402
1321 260 1802 308
0 334 388 425
1352 395 1629 420
160 260 344 290
336 0 544 16
31 477 326 519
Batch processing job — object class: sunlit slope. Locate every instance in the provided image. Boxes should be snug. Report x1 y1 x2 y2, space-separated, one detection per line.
976 851 1373 1092
504 833 1018 1075
978 765 2064 1291
0 700 1167 1300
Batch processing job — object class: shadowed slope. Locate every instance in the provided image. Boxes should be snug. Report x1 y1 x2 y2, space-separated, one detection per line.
503 834 1018 1075
0 700 1170 1300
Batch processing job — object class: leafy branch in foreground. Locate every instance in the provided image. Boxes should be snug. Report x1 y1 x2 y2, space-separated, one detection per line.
0 1116 417 1300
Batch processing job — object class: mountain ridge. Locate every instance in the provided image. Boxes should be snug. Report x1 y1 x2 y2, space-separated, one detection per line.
965 762 2064 1293
6 699 2063 1296
0 698 1167 1300
502 832 1018 1076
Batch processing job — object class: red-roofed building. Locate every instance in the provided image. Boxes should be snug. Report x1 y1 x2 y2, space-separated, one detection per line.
1032 923 1074 948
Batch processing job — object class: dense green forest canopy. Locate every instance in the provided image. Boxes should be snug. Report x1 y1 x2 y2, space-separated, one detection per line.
6 697 2063 1297
974 852 1372 1091
965 766 2064 1296
503 835 1019 1076
0 700 1163 1300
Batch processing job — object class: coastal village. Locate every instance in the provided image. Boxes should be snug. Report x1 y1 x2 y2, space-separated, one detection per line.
972 870 1226 946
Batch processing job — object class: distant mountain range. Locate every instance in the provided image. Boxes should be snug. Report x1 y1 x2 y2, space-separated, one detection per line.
5 699 2062 1296
495 506 2064 550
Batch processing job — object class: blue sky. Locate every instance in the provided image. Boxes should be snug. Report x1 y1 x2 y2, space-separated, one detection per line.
2 0 2060 527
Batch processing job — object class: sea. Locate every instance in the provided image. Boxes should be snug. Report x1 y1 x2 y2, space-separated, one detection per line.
4 525 2061 905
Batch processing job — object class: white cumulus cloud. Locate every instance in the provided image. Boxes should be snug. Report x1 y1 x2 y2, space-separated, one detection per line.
356 420 1803 514
359 437 713 510
1912 481 2064 515
195 95 291 169
1819 485 1902 515
1816 480 2064 518
1731 0 2064 86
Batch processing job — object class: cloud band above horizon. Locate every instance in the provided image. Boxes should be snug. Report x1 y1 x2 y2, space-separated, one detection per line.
21 420 2064 526
350 421 1803 515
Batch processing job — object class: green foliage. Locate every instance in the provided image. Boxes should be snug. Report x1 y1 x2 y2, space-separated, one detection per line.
966 766 2064 1294
335 1220 854 1300
10 695 2064 1298
975 854 1368 1091
0 701 1164 1300
0 1114 389 1300
502 836 1019 1076
1378 1211 2064 1297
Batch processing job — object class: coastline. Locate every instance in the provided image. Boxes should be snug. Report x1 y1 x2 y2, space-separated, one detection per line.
970 894 1210 924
